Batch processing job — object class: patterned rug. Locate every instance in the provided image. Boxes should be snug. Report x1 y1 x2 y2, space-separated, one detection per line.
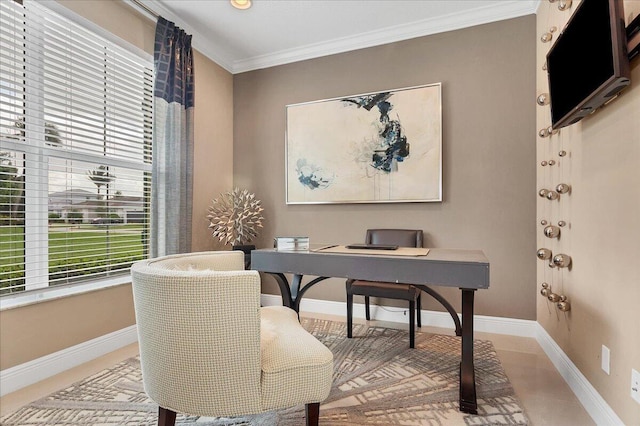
1 318 529 425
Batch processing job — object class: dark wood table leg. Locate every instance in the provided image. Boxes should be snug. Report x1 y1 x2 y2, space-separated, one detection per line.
265 273 329 315
415 285 463 336
459 288 478 414
267 273 294 309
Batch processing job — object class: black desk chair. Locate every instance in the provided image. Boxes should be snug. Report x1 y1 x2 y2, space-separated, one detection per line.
346 229 423 348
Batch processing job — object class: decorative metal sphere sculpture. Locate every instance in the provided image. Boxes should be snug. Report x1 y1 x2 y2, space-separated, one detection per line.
537 93 549 106
558 0 572 11
557 299 571 312
552 253 572 268
540 282 550 297
546 190 560 200
537 248 552 260
207 187 265 246
544 225 561 239
556 183 571 194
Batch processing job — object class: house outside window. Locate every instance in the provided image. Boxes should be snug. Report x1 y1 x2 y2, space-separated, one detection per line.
0 0 153 297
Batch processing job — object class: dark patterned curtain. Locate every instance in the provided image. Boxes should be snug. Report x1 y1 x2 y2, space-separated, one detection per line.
151 17 195 256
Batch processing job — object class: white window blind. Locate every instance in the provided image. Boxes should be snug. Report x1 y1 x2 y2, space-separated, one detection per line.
0 0 153 295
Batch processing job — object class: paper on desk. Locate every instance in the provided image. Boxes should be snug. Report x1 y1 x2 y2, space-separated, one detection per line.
314 245 429 257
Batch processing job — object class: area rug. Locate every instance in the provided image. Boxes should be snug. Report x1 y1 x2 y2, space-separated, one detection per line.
1 318 529 425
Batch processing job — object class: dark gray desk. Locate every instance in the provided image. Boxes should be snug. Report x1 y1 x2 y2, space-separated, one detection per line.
251 248 489 414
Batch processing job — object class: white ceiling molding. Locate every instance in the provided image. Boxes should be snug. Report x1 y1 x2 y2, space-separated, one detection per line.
232 1 539 73
125 0 236 72
126 0 539 75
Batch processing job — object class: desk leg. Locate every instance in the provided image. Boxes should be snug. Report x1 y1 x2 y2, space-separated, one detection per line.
459 288 478 414
265 273 329 314
267 273 294 309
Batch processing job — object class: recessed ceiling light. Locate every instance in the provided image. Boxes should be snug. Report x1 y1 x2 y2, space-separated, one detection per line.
230 0 252 10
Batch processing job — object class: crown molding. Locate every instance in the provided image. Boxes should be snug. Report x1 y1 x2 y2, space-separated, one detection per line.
126 0 539 75
124 0 236 73
231 0 540 73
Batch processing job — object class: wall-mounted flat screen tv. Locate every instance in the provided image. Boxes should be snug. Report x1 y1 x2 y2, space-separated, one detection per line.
546 0 630 130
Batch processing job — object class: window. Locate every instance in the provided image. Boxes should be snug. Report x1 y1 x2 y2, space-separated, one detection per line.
0 0 153 296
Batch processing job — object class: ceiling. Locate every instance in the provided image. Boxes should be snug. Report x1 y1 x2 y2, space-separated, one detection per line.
132 0 539 74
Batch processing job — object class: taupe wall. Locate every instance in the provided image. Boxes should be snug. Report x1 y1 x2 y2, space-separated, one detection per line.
2 2 637 421
0 285 135 370
234 16 537 319
191 50 234 252
536 2 640 423
0 0 234 370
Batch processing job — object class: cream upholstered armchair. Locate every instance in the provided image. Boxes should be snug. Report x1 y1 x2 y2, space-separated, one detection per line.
131 251 333 426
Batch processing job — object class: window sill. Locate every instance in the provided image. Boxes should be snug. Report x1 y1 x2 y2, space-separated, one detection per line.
0 275 132 311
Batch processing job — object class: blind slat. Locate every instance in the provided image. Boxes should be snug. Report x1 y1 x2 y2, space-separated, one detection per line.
1 0 153 296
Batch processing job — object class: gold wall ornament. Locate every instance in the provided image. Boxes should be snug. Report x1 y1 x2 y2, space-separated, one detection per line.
546 190 560 200
544 225 561 238
540 219 548 225
538 188 549 198
548 160 556 166
541 160 548 166
556 183 571 194
540 282 550 297
541 32 553 43
557 298 571 312
558 0 572 11
537 248 553 260
537 93 550 106
547 292 561 303
552 253 572 268
558 220 567 227
207 187 265 246
539 127 550 138
558 150 567 157
547 126 559 136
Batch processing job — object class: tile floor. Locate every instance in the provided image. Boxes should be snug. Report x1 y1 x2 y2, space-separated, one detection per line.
0 312 594 425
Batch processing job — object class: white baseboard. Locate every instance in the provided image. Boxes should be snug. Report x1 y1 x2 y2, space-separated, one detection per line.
0 325 138 397
1 296 621 426
535 324 624 426
260 294 538 337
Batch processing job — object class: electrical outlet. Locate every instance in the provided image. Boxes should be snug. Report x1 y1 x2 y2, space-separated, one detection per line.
601 345 610 375
632 369 640 404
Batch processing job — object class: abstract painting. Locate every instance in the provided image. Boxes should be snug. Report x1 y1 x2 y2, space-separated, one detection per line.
286 83 442 204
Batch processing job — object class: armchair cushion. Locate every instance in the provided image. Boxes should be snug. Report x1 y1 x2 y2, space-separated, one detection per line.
260 306 333 410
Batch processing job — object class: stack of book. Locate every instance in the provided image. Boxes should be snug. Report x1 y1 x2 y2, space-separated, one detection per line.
274 236 310 251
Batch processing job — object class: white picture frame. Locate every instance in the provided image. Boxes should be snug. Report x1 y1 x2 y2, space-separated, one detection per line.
285 83 442 204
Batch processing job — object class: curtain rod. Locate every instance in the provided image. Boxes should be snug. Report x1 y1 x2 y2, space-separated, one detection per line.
126 0 159 20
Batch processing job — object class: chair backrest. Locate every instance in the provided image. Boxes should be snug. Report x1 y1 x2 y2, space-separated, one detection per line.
365 229 423 248
131 251 263 416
